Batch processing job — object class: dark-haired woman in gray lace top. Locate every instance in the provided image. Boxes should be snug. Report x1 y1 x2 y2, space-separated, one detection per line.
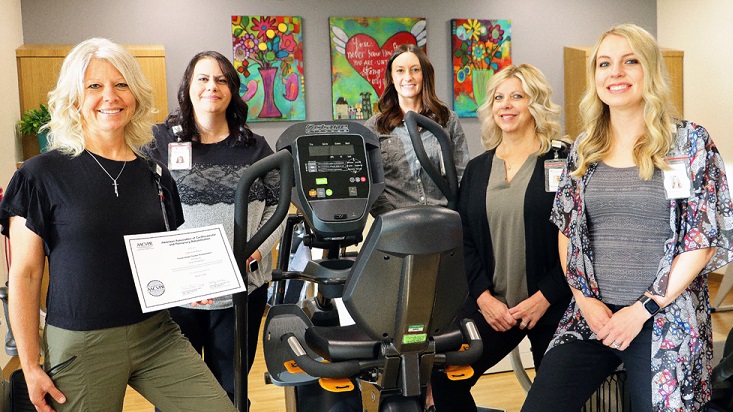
146 51 283 408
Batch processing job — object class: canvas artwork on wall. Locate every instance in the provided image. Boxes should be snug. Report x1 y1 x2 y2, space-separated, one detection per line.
329 16 426 120
451 19 512 117
232 15 305 122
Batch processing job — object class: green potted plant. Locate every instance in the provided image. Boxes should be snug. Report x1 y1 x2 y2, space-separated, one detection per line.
18 103 51 153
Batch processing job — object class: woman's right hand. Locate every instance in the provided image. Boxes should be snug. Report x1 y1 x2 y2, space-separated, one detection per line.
477 290 517 332
7 217 65 411
571 288 612 335
25 364 66 412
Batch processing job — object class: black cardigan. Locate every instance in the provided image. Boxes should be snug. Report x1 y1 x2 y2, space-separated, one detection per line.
458 148 571 324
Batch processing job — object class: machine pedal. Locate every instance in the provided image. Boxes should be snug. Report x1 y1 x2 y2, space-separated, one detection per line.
318 377 355 392
445 365 474 381
284 360 305 374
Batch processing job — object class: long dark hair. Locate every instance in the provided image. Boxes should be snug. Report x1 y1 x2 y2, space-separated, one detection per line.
166 51 254 145
375 44 450 134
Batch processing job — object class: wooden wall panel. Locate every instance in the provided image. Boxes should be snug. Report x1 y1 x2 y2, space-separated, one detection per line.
16 44 168 160
563 46 683 139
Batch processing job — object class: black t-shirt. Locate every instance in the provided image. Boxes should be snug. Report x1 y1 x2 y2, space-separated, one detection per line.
0 150 184 331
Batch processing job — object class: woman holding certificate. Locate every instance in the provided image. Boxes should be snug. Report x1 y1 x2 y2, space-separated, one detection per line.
0 38 236 412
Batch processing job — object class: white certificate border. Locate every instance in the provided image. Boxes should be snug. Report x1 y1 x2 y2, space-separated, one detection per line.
125 224 245 312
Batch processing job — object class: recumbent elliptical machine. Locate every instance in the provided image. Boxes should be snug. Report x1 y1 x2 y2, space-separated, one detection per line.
245 111 482 411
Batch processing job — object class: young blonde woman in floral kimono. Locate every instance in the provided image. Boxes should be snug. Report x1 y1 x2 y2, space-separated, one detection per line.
522 24 733 411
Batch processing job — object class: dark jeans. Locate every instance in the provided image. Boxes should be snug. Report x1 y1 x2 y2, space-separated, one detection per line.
154 284 268 410
521 307 653 412
431 308 558 412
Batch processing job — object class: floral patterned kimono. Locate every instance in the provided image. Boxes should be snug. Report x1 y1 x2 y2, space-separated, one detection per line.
549 121 733 411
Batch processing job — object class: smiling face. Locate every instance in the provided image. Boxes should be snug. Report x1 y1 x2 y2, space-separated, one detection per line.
594 34 645 112
189 57 232 116
492 77 535 136
390 51 423 104
80 58 136 141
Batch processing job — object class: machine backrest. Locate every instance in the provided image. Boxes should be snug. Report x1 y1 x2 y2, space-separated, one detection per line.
342 206 467 353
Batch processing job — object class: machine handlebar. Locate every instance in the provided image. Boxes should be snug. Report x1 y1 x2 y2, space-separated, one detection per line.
280 319 481 380
282 333 378 378
403 111 459 210
234 150 294 262
433 319 483 367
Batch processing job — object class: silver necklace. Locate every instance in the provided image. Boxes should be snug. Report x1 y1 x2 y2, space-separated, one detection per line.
86 150 127 197
501 138 537 171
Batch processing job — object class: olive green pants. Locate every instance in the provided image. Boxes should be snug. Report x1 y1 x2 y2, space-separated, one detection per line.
42 311 237 412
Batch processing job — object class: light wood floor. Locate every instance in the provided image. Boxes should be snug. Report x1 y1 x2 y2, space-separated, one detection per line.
122 274 733 412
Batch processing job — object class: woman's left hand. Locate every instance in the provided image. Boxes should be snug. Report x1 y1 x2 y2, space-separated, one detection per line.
247 249 263 269
596 303 650 351
508 291 551 330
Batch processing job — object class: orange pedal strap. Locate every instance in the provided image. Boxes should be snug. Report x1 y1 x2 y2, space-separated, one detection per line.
319 377 355 392
445 364 474 381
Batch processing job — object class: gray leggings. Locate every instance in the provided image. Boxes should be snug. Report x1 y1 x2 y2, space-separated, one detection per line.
43 311 236 412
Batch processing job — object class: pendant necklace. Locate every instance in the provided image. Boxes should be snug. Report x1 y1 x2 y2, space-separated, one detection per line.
502 138 537 171
86 150 127 197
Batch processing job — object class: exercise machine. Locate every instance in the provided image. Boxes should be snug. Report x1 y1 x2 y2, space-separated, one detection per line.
255 112 482 411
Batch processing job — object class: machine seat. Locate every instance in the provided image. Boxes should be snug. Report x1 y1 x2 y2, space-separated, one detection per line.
305 324 381 362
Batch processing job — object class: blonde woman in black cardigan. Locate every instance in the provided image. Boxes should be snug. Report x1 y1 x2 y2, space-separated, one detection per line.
430 64 571 411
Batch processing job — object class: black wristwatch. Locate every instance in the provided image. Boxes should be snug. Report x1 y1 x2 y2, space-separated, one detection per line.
637 295 661 316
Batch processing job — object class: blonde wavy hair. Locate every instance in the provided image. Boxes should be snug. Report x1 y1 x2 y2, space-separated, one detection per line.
573 24 677 180
46 38 155 157
477 64 562 154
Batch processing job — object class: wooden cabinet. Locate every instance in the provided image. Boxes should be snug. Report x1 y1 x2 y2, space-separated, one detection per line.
16 44 168 160
563 46 683 139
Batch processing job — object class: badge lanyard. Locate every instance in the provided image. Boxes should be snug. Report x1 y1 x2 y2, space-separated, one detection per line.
167 125 192 170
544 141 567 192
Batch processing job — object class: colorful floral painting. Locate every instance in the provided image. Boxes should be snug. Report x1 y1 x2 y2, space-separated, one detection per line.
329 17 426 120
451 19 512 117
232 16 305 122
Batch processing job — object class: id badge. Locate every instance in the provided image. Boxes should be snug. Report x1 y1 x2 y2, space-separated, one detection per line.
544 159 565 192
663 156 692 199
168 142 192 170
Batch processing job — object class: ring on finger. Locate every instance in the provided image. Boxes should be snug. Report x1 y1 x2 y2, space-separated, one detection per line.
611 341 620 349
520 321 528 327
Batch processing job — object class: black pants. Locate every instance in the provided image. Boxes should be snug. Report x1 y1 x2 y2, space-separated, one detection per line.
155 284 268 410
521 311 653 412
431 308 558 412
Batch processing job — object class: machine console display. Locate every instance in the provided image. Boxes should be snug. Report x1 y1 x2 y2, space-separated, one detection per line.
296 134 369 203
277 120 384 241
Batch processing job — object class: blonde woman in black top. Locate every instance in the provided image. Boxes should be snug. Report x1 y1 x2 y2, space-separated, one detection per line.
430 64 571 411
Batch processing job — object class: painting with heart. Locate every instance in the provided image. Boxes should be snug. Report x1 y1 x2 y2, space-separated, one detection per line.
329 17 427 120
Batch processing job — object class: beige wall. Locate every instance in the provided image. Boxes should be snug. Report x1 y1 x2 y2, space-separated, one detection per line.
0 0 23 189
657 0 733 162
0 0 23 369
